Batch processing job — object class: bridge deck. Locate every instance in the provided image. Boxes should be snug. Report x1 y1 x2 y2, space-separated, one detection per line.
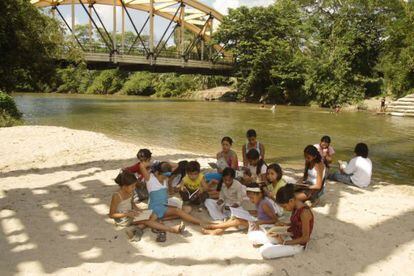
84 53 234 75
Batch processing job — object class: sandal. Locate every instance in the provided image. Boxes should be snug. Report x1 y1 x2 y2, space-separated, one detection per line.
156 231 167 242
131 228 144 242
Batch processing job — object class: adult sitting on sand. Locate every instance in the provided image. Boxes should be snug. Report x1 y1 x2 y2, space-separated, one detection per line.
295 145 326 203
259 184 314 259
329 143 372 188
108 170 185 241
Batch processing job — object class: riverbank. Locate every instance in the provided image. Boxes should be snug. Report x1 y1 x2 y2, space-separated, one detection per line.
1 126 413 275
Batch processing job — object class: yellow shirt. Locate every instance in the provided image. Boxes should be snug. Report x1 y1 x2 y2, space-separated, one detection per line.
267 179 286 197
182 173 204 191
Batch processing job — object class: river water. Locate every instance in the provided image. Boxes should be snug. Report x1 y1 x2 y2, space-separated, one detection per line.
13 93 414 185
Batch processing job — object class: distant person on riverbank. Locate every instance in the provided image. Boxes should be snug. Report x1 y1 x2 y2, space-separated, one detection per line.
314 135 335 167
380 97 386 112
242 129 265 165
108 170 185 242
204 167 244 221
259 184 314 259
271 105 276 112
295 145 326 203
242 149 267 185
178 161 210 204
329 143 372 188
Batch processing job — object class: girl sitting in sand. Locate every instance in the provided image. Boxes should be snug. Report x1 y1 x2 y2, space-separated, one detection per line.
202 184 277 235
314 135 335 167
264 163 286 201
143 162 205 227
242 129 265 166
204 167 244 221
168 160 188 194
295 145 326 203
178 161 210 204
123 148 152 202
216 136 239 172
259 184 314 259
242 149 267 185
108 170 185 241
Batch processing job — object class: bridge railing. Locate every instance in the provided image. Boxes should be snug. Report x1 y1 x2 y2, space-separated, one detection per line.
79 42 233 65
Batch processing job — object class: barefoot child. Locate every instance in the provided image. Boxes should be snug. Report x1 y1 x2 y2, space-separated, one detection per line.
204 167 244 221
143 162 205 226
242 129 265 165
259 184 314 259
108 171 185 241
202 184 277 235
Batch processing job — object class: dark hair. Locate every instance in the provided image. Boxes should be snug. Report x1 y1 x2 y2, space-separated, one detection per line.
246 129 257 138
221 136 233 145
304 145 322 163
321 135 331 144
186 161 201 173
216 167 236 191
152 161 172 174
246 148 260 160
267 163 283 181
172 160 188 179
276 184 295 204
137 148 152 161
245 183 265 198
354 143 369 158
115 170 137 186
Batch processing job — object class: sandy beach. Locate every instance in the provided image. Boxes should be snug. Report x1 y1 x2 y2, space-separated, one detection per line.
0 126 413 276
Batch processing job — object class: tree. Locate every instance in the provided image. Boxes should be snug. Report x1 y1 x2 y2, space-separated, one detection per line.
0 0 64 92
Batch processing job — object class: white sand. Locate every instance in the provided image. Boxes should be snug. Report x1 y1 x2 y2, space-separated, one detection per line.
0 126 413 276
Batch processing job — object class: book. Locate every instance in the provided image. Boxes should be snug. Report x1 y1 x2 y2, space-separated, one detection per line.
267 226 290 235
132 209 153 222
166 197 183 209
230 207 257 222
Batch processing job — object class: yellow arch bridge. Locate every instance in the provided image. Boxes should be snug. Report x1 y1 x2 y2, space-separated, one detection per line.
31 0 234 75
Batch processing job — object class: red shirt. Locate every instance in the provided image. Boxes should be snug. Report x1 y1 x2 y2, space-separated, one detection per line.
288 205 314 247
124 162 144 180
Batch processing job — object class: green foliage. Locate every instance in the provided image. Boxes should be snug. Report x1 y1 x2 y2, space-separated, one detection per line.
56 63 97 94
0 91 22 119
121 72 156 96
86 70 126 94
0 0 64 92
154 74 203 97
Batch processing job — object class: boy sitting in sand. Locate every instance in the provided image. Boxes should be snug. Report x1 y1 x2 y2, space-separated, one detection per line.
242 129 265 165
202 184 278 235
178 161 211 204
242 149 267 185
204 167 244 221
108 170 185 242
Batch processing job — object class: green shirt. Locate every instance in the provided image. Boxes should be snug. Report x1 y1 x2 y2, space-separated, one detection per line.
267 179 286 198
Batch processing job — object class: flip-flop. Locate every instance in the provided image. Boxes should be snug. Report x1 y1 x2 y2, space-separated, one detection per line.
131 228 144 242
156 231 167 242
178 222 186 234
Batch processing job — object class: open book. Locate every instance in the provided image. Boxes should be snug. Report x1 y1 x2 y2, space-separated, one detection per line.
230 207 257 222
166 197 183 209
133 209 153 222
267 226 290 235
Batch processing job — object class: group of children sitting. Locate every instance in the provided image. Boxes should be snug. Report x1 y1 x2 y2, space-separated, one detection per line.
109 129 373 259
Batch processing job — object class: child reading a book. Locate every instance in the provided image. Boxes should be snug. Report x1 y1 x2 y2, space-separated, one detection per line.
242 149 267 185
259 184 314 259
202 184 277 235
108 170 185 241
264 163 286 200
178 161 211 204
204 167 244 220
242 129 265 165
143 161 204 227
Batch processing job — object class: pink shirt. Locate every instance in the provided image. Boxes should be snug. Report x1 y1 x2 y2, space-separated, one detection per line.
313 144 335 158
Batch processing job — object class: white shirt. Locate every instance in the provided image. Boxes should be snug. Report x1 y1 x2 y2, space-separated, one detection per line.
146 173 167 193
248 163 267 179
344 156 372 188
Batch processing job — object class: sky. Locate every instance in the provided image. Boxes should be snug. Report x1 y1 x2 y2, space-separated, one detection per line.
43 0 274 45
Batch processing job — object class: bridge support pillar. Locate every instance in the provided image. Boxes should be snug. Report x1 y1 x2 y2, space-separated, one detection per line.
113 0 117 53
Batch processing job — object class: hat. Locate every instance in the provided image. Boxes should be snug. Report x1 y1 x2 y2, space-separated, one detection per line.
245 187 261 193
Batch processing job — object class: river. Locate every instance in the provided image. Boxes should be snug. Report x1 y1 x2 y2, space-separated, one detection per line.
13 93 414 185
